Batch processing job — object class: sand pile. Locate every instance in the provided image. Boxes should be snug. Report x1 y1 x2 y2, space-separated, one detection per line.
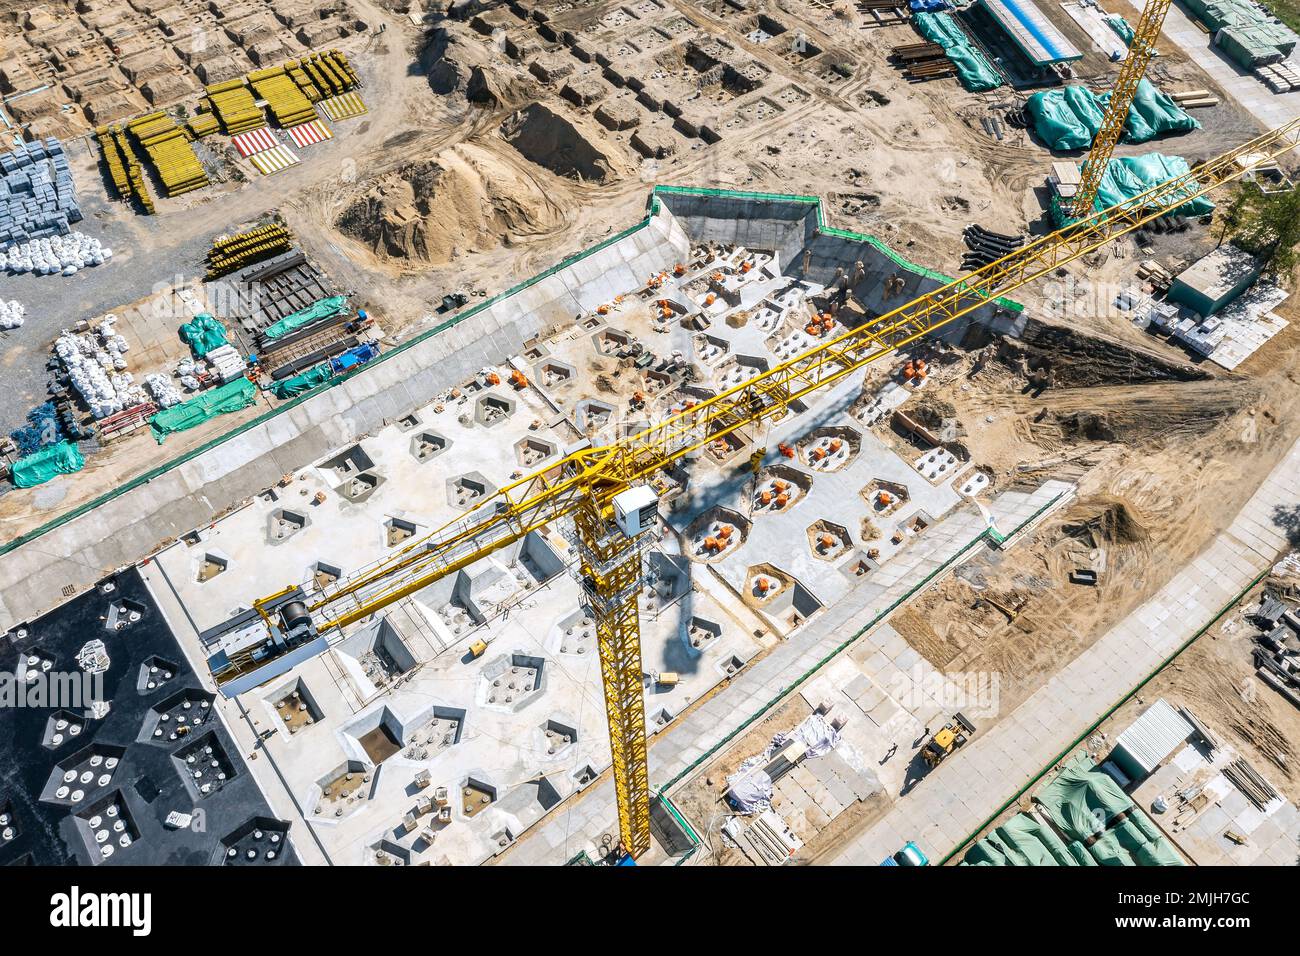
335 142 569 265
499 103 633 184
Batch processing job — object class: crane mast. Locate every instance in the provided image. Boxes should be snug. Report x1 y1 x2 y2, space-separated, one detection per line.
1071 0 1175 217
228 116 1300 858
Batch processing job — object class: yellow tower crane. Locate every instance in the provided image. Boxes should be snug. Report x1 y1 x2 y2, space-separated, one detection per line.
1071 0 1176 218
217 117 1300 860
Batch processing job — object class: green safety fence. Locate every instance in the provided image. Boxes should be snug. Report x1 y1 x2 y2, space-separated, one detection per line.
150 377 257 444
913 12 1004 92
263 294 349 340
271 362 334 399
178 312 229 358
10 441 84 488
0 185 1022 562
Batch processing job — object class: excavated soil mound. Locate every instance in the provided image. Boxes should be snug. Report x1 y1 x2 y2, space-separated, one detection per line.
1000 319 1209 389
1042 379 1256 446
1062 498 1151 548
499 103 633 184
335 142 569 265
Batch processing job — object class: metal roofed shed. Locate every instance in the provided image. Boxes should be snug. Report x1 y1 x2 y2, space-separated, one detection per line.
978 0 1084 65
1109 698 1194 781
1168 244 1262 318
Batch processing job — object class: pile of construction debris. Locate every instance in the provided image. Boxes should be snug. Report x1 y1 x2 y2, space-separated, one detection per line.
1250 575 1300 709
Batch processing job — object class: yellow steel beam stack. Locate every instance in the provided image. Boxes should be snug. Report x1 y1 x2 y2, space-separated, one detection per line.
248 67 317 128
205 80 266 135
128 112 210 198
205 223 295 279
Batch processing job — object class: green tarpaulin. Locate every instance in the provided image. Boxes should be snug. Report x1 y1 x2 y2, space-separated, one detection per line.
179 313 229 358
961 810 1080 866
913 12 1004 92
1037 756 1185 865
263 295 348 340
271 362 334 399
1107 14 1134 44
11 440 84 488
1184 0 1297 67
961 756 1186 866
150 377 257 443
1055 152 1214 224
1027 79 1199 151
1093 153 1215 217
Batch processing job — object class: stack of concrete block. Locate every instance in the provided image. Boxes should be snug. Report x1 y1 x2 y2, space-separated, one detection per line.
0 138 82 246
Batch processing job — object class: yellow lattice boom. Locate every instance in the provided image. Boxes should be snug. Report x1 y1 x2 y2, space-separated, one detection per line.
1072 0 1175 217
247 116 1300 858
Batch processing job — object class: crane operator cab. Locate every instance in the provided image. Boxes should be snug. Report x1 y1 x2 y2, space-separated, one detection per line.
613 486 659 538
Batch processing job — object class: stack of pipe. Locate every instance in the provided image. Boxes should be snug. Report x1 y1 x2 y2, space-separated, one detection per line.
205 223 295 279
206 80 265 134
128 112 209 197
187 112 221 138
249 67 317 127
961 224 1024 270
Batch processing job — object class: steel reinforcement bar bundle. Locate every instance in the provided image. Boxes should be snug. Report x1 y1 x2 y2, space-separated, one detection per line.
205 223 295 279
127 112 210 198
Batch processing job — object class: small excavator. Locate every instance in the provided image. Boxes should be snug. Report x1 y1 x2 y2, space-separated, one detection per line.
920 713 977 769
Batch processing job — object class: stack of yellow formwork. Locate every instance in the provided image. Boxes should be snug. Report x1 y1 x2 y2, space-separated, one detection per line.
103 125 155 214
206 80 265 134
205 223 295 279
248 67 317 127
128 112 210 198
187 112 221 138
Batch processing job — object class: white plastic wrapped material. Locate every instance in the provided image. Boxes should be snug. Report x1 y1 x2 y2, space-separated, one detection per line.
145 373 182 408
54 318 143 418
0 299 26 329
2 232 110 278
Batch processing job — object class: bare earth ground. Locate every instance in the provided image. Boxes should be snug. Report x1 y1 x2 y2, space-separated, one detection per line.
673 288 1300 863
0 0 1284 537
3 0 1300 864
